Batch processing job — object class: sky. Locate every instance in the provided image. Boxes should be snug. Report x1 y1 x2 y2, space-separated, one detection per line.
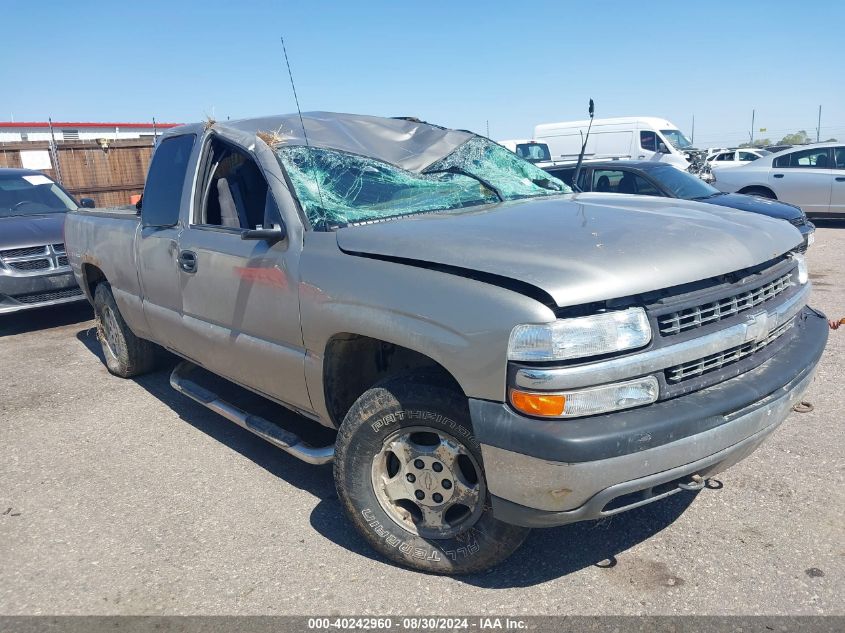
3 0 844 148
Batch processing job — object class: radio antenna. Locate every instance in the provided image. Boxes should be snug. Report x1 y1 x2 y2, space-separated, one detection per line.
280 36 326 216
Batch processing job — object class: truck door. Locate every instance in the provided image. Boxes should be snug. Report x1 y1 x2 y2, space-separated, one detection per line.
176 136 311 413
137 133 197 350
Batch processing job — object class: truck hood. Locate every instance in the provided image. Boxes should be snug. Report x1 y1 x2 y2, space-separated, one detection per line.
0 213 66 249
335 193 802 308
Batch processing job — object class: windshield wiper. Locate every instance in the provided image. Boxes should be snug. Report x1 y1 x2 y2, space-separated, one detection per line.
425 166 503 202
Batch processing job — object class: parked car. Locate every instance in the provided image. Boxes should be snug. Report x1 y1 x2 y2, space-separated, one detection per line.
0 168 93 314
533 116 693 170
498 139 552 164
707 148 770 170
712 142 845 218
65 112 826 574
546 161 815 250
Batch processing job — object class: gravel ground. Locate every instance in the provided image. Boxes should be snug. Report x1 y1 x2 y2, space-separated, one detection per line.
1 224 843 616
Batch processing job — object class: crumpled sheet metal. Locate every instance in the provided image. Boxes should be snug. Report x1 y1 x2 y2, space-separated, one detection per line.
188 112 473 173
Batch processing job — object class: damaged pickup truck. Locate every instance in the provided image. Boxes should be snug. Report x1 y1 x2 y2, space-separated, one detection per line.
65 113 828 574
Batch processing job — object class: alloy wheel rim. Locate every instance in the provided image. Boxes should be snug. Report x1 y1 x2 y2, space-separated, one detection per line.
99 306 121 359
370 426 485 539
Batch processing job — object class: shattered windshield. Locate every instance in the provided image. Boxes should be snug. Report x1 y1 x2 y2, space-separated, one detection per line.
426 137 567 200
275 137 569 229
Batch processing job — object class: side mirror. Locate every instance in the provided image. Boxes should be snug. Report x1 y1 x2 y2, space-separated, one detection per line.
658 142 670 154
241 224 286 243
79 198 96 208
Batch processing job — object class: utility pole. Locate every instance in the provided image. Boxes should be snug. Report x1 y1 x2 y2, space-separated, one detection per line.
486 120 490 138
750 109 755 146
816 105 821 142
691 114 695 145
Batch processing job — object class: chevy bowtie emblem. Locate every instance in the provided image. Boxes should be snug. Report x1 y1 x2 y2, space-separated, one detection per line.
744 310 777 344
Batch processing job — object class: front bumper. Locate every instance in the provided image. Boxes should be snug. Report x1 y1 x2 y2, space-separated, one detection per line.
797 222 815 251
0 269 85 314
469 307 828 528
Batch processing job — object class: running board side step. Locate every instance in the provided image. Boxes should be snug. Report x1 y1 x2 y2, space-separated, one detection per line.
169 361 335 465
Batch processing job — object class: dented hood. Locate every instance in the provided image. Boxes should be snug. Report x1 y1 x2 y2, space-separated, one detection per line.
336 193 802 308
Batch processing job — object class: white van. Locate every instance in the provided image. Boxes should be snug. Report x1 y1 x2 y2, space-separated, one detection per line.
498 139 552 164
533 117 692 170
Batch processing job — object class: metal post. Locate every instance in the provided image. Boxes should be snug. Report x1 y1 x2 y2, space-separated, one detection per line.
47 117 63 184
816 105 821 142
486 120 490 138
152 116 158 141
691 114 695 145
750 110 755 146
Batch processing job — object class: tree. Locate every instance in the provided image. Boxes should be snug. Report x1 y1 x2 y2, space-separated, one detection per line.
778 130 812 145
824 137 838 142
740 139 771 148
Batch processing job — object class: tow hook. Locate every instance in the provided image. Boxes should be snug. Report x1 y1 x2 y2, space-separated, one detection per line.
678 474 706 491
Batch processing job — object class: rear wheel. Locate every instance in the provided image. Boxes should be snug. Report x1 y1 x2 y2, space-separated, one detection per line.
740 186 776 200
94 283 156 378
334 376 530 574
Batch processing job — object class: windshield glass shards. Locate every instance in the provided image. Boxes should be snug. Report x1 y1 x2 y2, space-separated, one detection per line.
426 137 568 201
276 137 570 229
276 146 500 228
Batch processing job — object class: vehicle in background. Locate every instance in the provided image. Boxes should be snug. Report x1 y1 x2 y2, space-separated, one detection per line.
498 139 551 164
764 144 793 154
707 148 770 171
0 168 94 314
712 142 845 218
545 160 815 251
534 116 693 170
66 112 824 574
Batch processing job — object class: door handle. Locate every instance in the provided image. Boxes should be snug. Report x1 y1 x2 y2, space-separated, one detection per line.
773 173 784 178
177 250 197 273
836 176 845 182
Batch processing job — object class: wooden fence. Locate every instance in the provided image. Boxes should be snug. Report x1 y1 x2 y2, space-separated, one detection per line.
0 139 154 207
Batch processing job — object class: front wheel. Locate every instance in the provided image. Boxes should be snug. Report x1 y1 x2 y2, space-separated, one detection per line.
333 376 530 574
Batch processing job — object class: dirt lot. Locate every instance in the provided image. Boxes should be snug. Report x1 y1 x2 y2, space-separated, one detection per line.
1 224 843 616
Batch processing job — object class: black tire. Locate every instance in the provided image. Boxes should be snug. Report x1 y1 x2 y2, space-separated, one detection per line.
740 186 776 200
334 375 530 574
93 282 156 378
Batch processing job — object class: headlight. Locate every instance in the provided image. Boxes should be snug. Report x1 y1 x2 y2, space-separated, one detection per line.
508 308 652 362
510 376 659 418
791 253 808 284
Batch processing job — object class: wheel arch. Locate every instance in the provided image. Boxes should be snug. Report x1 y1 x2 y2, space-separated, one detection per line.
321 332 465 428
738 184 777 199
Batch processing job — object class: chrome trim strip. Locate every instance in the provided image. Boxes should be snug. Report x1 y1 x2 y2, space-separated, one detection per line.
515 283 811 391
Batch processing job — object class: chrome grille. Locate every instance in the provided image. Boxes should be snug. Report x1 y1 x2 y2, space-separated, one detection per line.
0 243 70 273
657 272 793 336
13 287 84 305
666 319 794 383
9 259 50 271
0 245 47 258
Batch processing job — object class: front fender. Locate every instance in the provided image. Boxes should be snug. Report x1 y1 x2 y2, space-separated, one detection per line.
299 233 554 419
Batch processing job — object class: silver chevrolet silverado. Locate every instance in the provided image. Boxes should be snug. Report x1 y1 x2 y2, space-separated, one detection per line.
64 113 828 574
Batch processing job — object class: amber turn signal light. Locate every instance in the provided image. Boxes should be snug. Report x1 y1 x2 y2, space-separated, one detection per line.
510 389 566 417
